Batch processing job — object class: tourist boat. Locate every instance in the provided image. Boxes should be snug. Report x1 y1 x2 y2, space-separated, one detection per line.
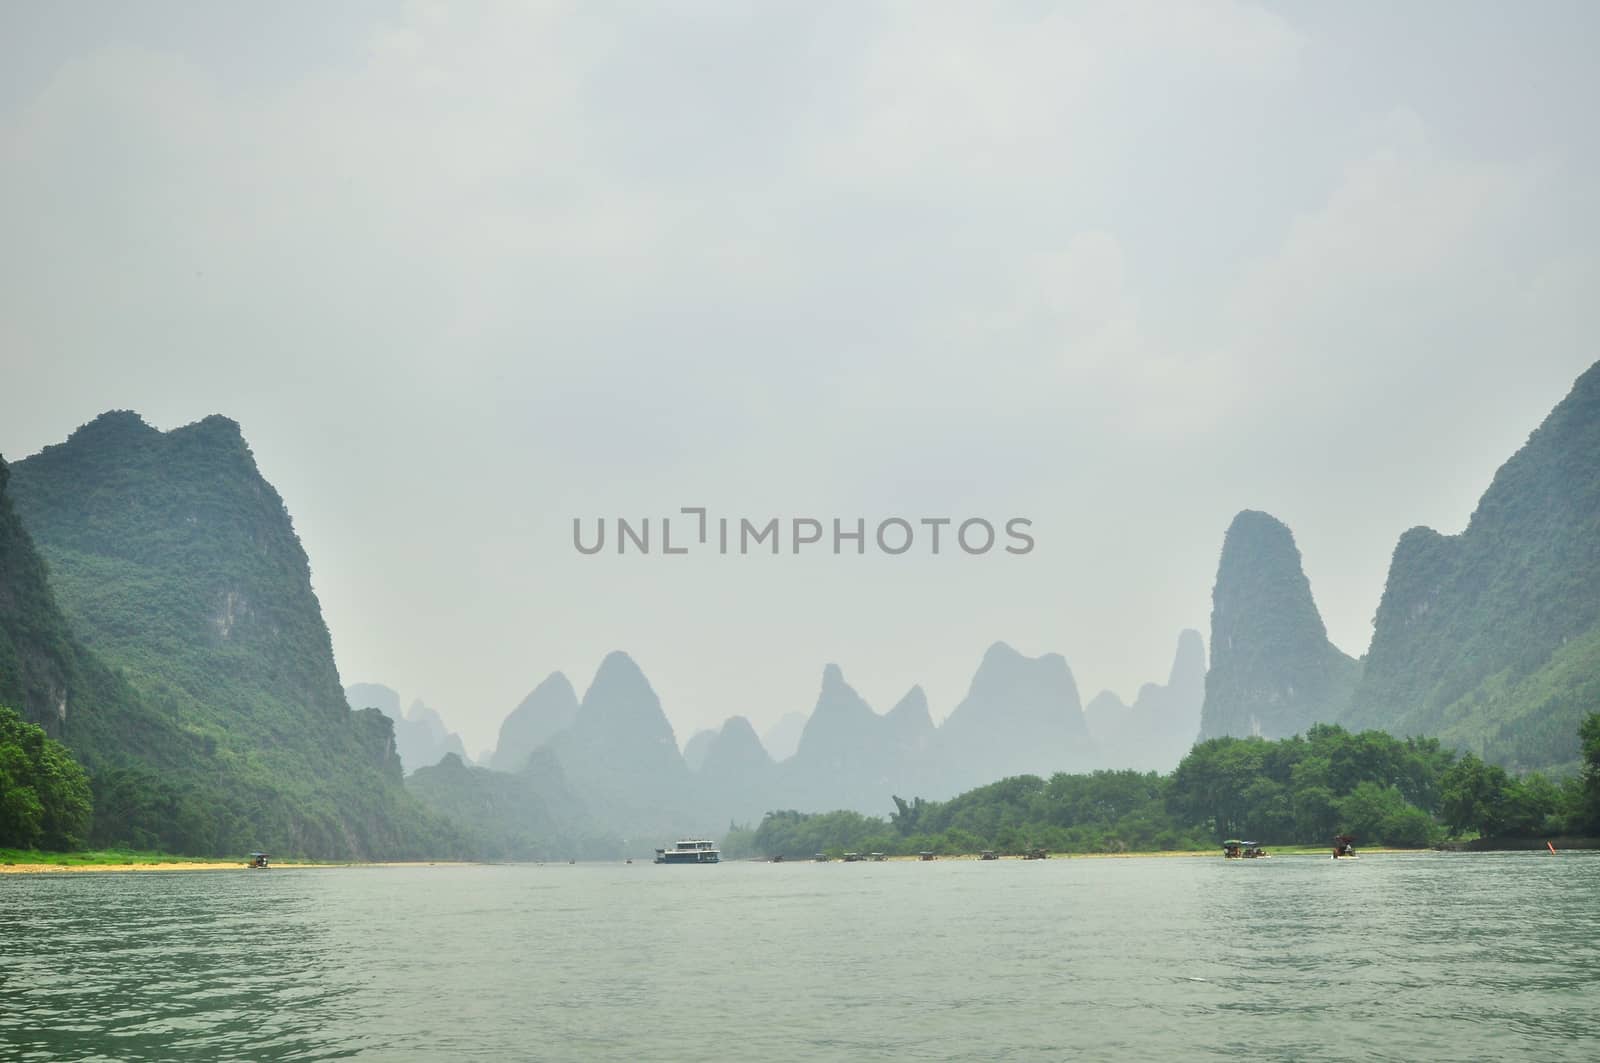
1332 834 1358 859
247 852 271 869
1222 840 1269 859
653 839 720 864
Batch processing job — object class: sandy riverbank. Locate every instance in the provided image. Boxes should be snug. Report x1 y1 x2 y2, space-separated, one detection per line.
0 860 283 874
803 845 1412 863
3 850 1419 873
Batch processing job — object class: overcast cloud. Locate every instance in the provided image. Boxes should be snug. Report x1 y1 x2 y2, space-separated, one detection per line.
3 2 1595 754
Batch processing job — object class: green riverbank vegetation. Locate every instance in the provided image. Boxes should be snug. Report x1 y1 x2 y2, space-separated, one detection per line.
10 699 1600 862
725 719 1600 860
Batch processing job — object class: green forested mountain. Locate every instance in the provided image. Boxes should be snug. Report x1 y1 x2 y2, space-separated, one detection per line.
0 454 188 769
1199 511 1361 741
7 412 453 858
1344 359 1600 771
1 452 222 850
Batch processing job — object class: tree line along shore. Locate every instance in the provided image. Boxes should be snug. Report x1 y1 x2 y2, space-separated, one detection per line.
7 702 1598 865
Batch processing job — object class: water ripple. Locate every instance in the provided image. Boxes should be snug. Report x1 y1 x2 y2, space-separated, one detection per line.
2 853 1598 1061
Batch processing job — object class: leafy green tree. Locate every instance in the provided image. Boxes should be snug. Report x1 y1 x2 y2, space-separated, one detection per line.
1580 712 1600 832
1439 754 1510 836
1167 738 1269 839
0 705 92 850
1335 782 1406 843
1500 773 1562 836
1378 805 1438 847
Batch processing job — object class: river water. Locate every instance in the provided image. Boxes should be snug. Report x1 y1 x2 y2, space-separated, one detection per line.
2 852 1596 1061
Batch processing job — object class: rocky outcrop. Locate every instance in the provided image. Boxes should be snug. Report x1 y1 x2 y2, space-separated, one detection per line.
1198 511 1360 740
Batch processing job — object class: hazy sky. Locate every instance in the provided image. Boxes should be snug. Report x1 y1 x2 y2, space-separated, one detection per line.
3 2 1596 756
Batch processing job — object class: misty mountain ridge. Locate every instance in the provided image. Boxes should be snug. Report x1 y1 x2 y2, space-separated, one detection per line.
475 636 1200 842
489 671 579 772
14 356 1596 859
345 683 470 774
761 711 808 762
521 344 1600 841
1085 629 1206 772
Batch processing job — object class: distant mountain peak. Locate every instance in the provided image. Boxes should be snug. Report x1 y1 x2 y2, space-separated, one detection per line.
66 409 158 444
887 684 928 715
682 728 717 772
701 715 772 776
938 640 1092 786
491 670 580 772
1084 690 1127 716
885 685 934 736
1171 628 1205 685
590 650 650 695
982 640 1018 659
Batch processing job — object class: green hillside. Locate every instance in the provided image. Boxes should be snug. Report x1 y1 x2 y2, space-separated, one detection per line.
1431 624 1600 775
1345 359 1600 770
7 412 454 859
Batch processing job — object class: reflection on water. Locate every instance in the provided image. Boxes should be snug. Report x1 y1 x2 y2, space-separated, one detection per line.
2 852 1597 1061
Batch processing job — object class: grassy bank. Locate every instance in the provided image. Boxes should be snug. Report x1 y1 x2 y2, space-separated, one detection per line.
0 848 330 872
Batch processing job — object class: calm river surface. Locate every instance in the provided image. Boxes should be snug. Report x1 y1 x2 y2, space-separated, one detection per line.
2 852 1597 1061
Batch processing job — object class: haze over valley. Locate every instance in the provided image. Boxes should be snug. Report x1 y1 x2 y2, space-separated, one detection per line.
9 356 1594 856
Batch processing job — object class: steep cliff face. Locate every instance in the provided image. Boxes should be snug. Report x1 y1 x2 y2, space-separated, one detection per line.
0 454 185 769
937 642 1095 789
1344 359 1600 769
1086 629 1205 772
1199 512 1360 740
8 412 444 859
0 451 102 738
